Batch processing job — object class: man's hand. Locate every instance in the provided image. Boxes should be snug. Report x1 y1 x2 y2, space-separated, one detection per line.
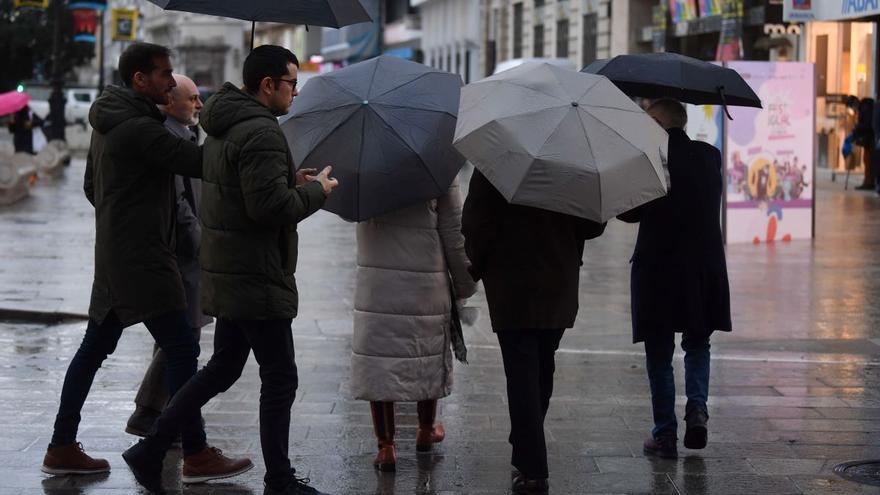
308 165 339 195
295 168 318 186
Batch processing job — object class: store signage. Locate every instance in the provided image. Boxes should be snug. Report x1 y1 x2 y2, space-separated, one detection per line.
784 0 880 21
111 8 139 42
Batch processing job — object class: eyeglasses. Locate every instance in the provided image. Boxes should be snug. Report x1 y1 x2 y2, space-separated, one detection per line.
274 77 298 90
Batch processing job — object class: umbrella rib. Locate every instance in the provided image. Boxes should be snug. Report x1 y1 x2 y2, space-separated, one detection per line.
293 103 361 119
320 76 366 102
507 107 573 200
487 80 567 104
367 105 443 195
370 102 457 120
292 105 363 166
370 72 437 101
580 109 663 189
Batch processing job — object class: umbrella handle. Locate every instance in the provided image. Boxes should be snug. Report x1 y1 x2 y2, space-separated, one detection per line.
718 86 734 121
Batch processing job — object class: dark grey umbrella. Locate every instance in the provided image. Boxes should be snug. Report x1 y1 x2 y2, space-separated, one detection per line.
583 52 761 112
146 0 373 48
282 56 465 222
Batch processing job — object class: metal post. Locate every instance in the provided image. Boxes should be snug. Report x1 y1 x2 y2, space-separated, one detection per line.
98 9 105 93
250 20 256 51
47 0 66 142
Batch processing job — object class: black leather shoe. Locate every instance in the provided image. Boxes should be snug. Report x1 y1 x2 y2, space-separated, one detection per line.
263 469 331 495
511 473 549 494
684 409 709 449
122 440 165 494
643 434 678 458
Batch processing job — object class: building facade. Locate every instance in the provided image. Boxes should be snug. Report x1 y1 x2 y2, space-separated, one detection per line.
417 0 481 82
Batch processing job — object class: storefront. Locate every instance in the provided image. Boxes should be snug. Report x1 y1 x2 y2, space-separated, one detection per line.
784 1 879 171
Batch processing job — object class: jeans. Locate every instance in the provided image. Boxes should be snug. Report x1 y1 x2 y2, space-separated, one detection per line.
50 310 206 454
134 328 202 413
497 329 565 480
149 318 298 490
644 333 711 438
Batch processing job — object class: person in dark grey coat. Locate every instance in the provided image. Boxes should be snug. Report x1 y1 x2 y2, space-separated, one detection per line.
41 43 250 482
618 98 731 459
123 45 338 495
126 73 214 437
462 169 606 495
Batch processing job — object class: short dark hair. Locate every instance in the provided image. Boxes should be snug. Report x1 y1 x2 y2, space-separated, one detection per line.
243 45 300 95
119 42 172 87
647 97 688 129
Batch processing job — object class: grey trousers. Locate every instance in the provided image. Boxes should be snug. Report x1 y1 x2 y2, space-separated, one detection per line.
134 327 202 412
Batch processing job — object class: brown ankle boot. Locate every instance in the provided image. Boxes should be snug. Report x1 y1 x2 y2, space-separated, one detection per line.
416 399 445 452
370 401 396 472
41 442 110 475
182 446 253 484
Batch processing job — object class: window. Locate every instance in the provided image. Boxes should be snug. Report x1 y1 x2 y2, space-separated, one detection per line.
534 24 545 58
513 3 523 59
582 13 597 68
556 19 569 58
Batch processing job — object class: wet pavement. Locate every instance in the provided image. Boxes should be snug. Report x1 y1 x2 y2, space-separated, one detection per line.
1 159 880 494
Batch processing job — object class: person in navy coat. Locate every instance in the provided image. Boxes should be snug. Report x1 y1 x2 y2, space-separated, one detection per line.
618 98 731 458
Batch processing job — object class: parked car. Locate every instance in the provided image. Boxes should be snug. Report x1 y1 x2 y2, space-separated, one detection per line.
25 86 99 126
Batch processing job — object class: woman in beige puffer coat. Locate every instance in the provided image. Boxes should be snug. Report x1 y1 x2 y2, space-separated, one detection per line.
351 176 477 472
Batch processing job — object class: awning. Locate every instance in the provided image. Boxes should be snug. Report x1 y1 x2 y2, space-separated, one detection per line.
784 1 880 22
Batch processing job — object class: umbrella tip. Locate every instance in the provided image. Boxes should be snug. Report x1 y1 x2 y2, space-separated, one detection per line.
363 100 369 105
571 102 579 107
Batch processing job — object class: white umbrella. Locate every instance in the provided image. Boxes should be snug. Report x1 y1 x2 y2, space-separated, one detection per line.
453 62 668 222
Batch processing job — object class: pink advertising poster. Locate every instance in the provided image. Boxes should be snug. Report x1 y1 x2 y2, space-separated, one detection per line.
724 61 815 244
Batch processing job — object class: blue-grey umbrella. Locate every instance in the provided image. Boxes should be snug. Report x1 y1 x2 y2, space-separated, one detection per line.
583 52 761 110
282 56 465 222
146 0 373 48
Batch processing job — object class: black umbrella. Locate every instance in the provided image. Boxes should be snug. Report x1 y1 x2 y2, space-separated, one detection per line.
582 52 761 118
146 0 373 48
282 56 465 222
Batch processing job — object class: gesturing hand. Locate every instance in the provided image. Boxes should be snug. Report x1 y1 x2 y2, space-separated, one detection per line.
308 165 339 195
295 168 318 186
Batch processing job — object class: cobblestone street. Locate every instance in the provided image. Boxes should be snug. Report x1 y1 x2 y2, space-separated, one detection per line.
2 159 880 494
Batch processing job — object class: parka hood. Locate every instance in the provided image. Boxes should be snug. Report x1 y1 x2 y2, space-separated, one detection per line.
200 82 276 137
88 85 163 134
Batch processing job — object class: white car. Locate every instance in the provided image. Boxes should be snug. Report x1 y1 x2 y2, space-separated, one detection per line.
25 86 99 126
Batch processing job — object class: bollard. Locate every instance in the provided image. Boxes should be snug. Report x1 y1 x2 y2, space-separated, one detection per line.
0 151 37 205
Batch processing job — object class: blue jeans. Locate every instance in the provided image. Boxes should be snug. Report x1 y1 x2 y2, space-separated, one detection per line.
50 310 206 455
644 333 710 438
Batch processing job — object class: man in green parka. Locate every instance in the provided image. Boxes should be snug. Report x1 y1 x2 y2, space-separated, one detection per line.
41 43 252 485
123 45 338 495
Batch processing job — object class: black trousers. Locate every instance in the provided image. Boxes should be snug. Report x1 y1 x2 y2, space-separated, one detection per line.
496 329 565 480
149 318 298 489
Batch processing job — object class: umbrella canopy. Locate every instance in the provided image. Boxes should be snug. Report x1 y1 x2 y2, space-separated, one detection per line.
146 0 371 28
0 91 30 118
453 62 668 223
582 52 761 108
283 55 465 222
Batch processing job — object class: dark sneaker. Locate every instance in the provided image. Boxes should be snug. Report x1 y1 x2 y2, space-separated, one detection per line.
511 473 549 494
684 409 709 449
125 406 160 437
122 440 166 494
643 434 678 458
264 470 331 494
41 442 110 475
182 446 253 484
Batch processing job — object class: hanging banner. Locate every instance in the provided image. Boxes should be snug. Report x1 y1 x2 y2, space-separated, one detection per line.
687 104 723 150
698 0 723 17
716 0 743 61
68 0 107 10
724 61 816 244
13 0 48 8
111 8 139 42
784 0 880 22
71 9 98 43
669 0 698 22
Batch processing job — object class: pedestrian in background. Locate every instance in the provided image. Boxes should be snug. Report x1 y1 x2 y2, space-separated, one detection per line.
122 45 337 495
351 176 476 472
7 105 43 154
853 98 875 191
462 170 606 495
618 98 731 458
125 73 213 438
41 42 249 482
